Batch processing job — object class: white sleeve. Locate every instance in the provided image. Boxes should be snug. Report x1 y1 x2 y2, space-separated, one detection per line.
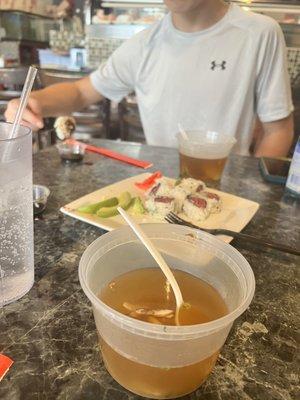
256 21 294 123
90 37 140 103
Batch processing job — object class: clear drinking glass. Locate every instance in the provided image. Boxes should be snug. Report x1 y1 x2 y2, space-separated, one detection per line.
177 130 236 182
79 224 255 399
0 122 34 306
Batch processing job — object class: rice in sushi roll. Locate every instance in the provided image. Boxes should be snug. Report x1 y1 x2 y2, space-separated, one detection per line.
145 196 175 218
170 186 189 212
146 178 173 198
198 191 222 213
177 178 206 194
183 195 210 222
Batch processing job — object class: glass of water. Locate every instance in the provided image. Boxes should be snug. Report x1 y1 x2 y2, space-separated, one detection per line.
0 122 34 306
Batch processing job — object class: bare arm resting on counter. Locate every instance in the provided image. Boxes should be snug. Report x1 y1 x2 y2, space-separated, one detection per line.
4 77 102 131
255 114 294 157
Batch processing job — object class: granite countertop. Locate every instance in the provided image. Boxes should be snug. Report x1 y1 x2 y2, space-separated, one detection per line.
0 139 299 400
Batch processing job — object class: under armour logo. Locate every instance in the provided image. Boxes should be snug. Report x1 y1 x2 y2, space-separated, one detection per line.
211 61 226 70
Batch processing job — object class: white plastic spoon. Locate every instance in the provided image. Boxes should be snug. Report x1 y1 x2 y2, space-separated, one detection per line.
117 206 184 325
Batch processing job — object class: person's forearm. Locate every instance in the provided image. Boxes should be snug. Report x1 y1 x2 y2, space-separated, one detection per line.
30 81 87 118
5 76 103 130
255 115 294 157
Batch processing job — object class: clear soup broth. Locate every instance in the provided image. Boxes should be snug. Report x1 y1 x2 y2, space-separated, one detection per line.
99 268 228 399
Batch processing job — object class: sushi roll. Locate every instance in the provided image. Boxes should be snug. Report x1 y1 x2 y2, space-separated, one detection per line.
145 196 175 218
177 178 206 194
170 186 189 212
198 191 222 213
183 195 210 222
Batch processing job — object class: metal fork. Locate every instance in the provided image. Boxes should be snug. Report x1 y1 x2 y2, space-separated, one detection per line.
165 212 300 256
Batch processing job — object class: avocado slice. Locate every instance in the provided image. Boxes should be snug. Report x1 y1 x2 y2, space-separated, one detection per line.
130 197 146 215
96 192 132 218
77 197 118 214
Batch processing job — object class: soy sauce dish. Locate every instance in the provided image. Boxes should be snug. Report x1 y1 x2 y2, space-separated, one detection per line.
56 142 85 163
33 185 50 216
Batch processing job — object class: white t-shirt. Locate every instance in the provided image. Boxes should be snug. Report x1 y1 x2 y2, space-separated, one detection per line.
90 4 293 155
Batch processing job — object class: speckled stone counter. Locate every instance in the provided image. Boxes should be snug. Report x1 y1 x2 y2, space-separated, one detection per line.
1 139 299 400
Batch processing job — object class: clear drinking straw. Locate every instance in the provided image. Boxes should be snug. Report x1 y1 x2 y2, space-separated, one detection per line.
10 66 38 140
1 66 37 164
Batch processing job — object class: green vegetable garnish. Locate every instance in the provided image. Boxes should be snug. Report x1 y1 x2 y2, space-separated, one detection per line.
97 192 132 218
77 197 118 214
130 197 146 215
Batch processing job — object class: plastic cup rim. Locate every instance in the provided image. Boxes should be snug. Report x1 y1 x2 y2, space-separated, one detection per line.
176 131 237 146
0 121 32 143
79 224 255 338
33 184 51 200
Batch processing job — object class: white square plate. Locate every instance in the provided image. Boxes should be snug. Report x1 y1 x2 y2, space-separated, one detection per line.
60 173 260 243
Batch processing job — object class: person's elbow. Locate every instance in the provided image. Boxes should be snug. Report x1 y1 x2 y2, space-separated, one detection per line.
255 114 294 158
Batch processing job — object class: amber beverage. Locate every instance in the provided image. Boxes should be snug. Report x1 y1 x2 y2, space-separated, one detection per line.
179 152 228 181
99 268 227 399
177 130 236 182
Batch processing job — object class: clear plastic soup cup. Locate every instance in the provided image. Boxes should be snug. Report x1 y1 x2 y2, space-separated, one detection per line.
79 224 255 399
177 130 237 160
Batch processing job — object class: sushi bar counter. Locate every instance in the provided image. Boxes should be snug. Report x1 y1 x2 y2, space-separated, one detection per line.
0 139 299 400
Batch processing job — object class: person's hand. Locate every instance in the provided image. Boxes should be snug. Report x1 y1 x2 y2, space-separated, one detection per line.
5 97 44 131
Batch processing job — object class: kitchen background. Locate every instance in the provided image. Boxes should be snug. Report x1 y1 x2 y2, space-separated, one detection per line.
0 0 299 150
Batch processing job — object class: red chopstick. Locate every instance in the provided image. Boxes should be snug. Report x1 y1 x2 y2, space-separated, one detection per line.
66 139 153 169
